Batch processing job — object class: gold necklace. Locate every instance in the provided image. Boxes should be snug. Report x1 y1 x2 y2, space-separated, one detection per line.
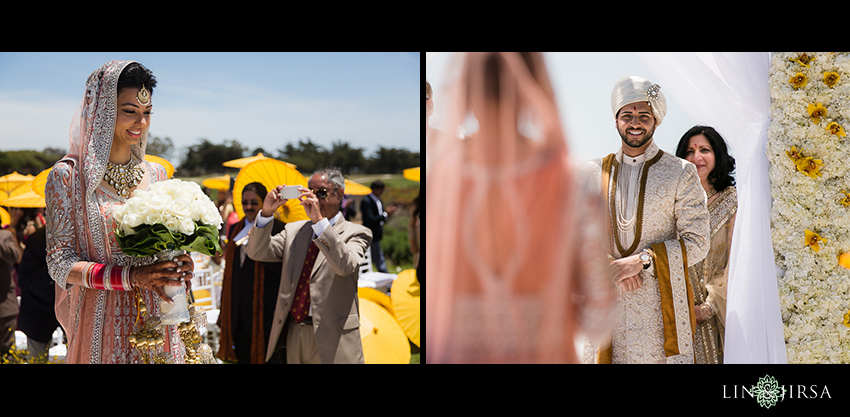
707 187 718 199
104 156 144 198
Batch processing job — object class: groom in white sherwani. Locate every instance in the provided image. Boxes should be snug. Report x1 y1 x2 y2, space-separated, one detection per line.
587 76 709 364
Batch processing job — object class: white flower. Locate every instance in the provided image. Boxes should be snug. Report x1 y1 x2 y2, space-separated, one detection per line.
115 179 223 236
178 217 196 235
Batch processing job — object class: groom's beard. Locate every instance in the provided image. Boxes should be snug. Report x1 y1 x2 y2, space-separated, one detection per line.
619 126 655 150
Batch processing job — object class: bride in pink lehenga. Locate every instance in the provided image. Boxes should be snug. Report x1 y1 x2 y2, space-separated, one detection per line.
45 60 195 364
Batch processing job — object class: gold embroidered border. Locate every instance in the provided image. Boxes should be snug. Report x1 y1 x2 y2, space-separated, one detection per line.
607 151 664 257
652 238 696 363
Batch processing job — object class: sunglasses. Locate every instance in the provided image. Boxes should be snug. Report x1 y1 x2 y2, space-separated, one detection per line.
312 188 330 199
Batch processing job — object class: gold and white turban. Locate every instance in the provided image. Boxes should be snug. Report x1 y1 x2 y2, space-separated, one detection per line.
611 76 666 126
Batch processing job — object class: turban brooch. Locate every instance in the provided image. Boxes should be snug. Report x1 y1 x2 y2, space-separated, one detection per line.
611 76 667 125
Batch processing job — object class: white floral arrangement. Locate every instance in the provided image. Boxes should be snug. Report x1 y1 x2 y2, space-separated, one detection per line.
767 52 850 363
113 179 223 258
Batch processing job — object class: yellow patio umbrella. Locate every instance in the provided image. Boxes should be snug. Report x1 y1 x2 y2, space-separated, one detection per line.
391 269 420 347
0 190 45 208
403 167 420 182
358 297 411 364
31 168 52 198
202 174 231 191
145 155 174 179
344 179 373 196
358 287 394 316
233 158 309 223
0 207 9 228
0 171 34 192
222 153 298 170
1 182 36 204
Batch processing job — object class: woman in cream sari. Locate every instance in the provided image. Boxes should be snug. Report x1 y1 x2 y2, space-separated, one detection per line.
676 125 737 364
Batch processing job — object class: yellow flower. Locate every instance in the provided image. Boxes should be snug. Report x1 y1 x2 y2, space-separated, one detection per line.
827 122 846 137
796 156 824 178
790 53 816 67
789 72 808 89
808 103 827 123
805 229 827 252
823 72 840 88
845 309 850 328
786 145 804 163
841 191 850 207
841 252 850 269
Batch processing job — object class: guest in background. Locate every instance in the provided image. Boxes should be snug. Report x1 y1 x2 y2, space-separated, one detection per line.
676 125 737 364
217 182 286 364
0 228 21 359
409 190 420 270
361 180 396 273
248 168 372 363
17 224 59 362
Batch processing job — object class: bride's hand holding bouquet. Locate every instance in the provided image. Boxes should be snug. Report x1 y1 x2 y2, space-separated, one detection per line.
114 179 223 324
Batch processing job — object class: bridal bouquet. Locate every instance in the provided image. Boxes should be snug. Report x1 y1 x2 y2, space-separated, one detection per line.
114 179 223 258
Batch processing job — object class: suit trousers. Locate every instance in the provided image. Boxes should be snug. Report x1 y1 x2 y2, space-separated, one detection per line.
370 240 388 273
285 316 321 364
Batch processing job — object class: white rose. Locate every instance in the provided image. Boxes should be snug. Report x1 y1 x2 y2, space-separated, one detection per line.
147 193 170 213
200 204 222 227
163 216 180 234
190 200 207 222
121 213 143 235
172 197 192 220
178 217 196 235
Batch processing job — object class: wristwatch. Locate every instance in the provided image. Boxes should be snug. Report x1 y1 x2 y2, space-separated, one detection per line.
639 249 652 270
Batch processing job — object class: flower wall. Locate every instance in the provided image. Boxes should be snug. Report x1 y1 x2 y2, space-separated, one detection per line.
767 52 850 363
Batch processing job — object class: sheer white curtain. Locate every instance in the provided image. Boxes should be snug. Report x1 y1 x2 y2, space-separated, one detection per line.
638 52 787 364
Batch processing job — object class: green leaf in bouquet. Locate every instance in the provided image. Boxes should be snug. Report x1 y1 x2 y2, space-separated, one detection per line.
182 222 222 256
116 223 187 258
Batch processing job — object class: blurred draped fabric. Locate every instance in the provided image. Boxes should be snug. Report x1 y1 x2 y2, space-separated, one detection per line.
638 52 787 364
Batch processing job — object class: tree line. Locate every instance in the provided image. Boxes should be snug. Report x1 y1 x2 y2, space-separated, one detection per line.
0 137 420 177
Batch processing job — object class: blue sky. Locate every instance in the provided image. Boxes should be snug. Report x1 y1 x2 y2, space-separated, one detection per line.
0 52 420 164
426 52 701 161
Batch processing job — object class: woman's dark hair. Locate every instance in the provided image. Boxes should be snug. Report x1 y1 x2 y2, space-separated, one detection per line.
117 62 157 94
242 182 268 200
675 125 736 191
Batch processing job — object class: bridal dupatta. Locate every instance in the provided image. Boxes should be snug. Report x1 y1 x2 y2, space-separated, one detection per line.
426 53 614 363
45 60 185 363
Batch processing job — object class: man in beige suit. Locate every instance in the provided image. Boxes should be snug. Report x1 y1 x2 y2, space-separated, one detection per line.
247 168 372 364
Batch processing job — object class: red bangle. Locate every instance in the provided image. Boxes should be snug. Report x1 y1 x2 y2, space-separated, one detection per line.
83 264 133 291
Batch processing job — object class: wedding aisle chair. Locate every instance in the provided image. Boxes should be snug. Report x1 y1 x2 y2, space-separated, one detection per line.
357 248 397 295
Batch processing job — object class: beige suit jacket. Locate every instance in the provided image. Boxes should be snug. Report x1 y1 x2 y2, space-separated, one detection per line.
247 214 372 363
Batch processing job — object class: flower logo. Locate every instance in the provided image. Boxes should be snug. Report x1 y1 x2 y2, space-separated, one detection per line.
752 375 785 409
